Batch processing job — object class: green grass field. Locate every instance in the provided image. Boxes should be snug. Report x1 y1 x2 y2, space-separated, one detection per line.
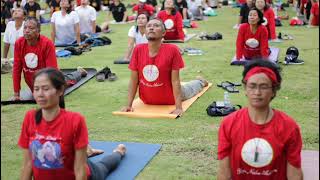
1 4 319 179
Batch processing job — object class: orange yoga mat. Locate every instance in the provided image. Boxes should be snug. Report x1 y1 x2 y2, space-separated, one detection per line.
112 83 212 119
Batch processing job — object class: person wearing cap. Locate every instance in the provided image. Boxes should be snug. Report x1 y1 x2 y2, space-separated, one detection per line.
236 7 269 61
157 0 185 41
217 60 303 180
254 0 277 41
132 0 155 17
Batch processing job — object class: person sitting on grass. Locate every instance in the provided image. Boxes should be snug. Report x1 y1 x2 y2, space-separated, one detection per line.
157 0 185 41
49 0 61 17
2 7 25 62
51 0 81 46
217 60 303 180
254 0 278 41
75 0 97 34
186 0 204 20
234 0 254 28
236 7 269 61
121 18 208 116
308 0 319 27
175 0 189 20
24 0 41 21
122 13 149 63
13 17 58 101
18 67 126 180
132 0 155 17
101 0 130 32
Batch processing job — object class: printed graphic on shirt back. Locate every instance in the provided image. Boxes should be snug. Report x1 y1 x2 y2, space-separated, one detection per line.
29 138 64 169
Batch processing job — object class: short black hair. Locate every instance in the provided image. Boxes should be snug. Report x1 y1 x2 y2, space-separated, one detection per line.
242 60 282 95
25 17 41 32
249 7 265 25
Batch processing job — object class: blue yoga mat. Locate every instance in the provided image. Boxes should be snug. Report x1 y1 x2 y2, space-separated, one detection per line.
89 141 162 180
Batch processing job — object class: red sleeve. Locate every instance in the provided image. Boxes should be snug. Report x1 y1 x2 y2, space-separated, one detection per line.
285 126 302 168
129 45 139 71
266 8 276 40
146 5 154 15
236 24 245 60
218 117 232 160
175 12 185 41
45 39 58 69
73 113 89 149
171 45 185 70
18 111 33 149
13 39 23 93
132 5 138 11
260 26 269 59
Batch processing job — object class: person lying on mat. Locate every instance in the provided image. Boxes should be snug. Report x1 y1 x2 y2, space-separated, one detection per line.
254 0 277 41
121 18 208 116
217 60 303 180
157 0 185 41
13 17 58 101
123 13 149 62
236 7 269 61
18 67 127 180
51 0 81 46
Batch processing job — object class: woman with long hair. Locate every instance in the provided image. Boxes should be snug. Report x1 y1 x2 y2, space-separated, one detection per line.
254 0 277 40
19 68 126 180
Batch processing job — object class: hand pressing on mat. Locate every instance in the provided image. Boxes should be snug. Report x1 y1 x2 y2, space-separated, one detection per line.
170 108 183 116
13 92 21 101
121 106 134 112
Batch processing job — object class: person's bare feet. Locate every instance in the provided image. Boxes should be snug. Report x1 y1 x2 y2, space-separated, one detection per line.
113 144 126 156
196 76 209 87
77 66 88 77
87 144 104 157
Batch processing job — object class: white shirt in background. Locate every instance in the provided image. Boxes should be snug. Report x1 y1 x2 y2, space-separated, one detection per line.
75 5 96 34
187 0 203 10
3 21 25 58
128 26 148 45
51 11 80 45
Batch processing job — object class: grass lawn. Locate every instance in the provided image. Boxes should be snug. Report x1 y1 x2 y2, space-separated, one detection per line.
1 3 319 179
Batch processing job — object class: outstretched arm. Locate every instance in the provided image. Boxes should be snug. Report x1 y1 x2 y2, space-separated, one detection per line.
121 70 139 112
171 70 183 115
217 157 232 180
20 149 33 180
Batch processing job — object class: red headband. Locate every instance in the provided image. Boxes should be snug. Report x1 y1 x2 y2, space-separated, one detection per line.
244 66 278 84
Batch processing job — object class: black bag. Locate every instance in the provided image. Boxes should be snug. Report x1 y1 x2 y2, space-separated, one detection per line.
275 18 282 27
206 101 241 117
64 46 83 55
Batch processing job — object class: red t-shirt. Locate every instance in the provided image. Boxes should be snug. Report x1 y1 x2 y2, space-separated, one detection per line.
218 108 302 180
132 3 154 16
263 8 276 40
18 109 90 180
236 23 269 60
311 2 319 26
129 43 185 105
13 35 58 93
157 10 185 41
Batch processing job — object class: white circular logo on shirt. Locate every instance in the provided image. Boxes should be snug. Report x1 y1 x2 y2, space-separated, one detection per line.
241 138 273 168
142 65 159 82
164 19 174 29
25 53 38 69
262 17 268 26
245 38 260 48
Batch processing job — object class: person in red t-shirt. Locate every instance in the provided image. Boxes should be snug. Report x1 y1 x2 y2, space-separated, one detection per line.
18 67 126 180
217 60 303 180
121 18 208 116
132 0 155 17
157 0 185 41
255 0 277 40
13 17 58 101
236 7 270 60
308 0 319 26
